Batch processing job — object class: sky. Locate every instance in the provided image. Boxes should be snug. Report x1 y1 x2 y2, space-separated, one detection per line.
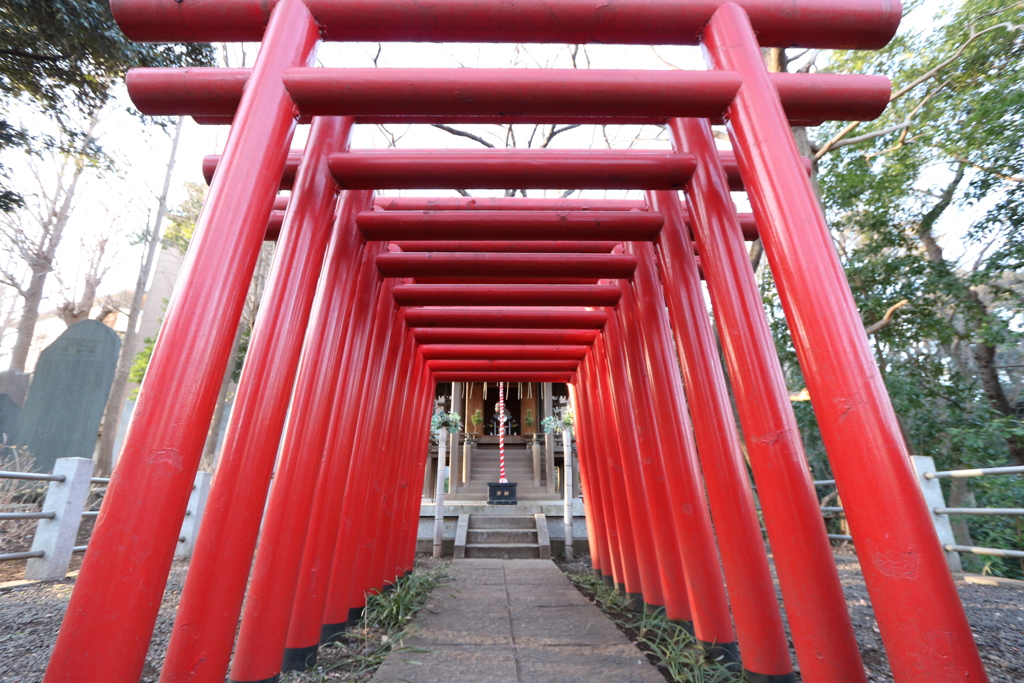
0 0 961 363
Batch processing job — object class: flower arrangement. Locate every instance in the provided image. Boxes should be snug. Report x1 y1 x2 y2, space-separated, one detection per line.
542 410 574 434
430 411 463 434
470 409 484 427
524 408 535 429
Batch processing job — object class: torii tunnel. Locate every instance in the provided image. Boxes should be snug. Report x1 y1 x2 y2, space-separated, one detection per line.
45 1 988 682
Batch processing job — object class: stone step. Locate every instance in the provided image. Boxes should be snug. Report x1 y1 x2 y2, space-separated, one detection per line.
467 529 536 544
457 482 546 491
468 515 536 529
446 492 557 502
464 543 540 559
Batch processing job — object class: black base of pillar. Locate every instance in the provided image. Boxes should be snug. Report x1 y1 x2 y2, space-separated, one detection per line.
743 672 797 683
381 581 396 593
282 644 318 672
601 574 614 588
403 569 413 578
349 605 365 624
700 640 741 667
625 592 644 613
228 677 278 683
320 621 348 645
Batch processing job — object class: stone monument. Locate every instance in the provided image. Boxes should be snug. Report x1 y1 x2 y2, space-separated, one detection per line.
14 320 120 472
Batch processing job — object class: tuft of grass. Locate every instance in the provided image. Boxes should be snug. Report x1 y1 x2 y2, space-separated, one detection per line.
282 560 450 682
566 571 742 683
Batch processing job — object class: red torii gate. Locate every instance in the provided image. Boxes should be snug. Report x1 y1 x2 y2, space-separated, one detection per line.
43 1 988 683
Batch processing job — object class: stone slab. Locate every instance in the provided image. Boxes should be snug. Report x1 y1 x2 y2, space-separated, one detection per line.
371 559 663 683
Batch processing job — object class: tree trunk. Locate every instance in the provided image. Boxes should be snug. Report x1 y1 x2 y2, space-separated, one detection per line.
95 118 184 475
915 165 1024 464
8 269 46 372
6 121 93 372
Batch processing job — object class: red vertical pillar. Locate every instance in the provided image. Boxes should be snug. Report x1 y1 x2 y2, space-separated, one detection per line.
649 188 794 682
621 244 737 659
579 351 644 595
599 316 691 620
579 366 629 587
348 301 408 603
384 354 431 582
703 8 986 680
159 116 353 683
365 325 417 593
283 241 386 670
42 3 320 681
227 188 374 683
320 281 399 638
668 109 863 681
397 362 433 576
341 298 405 613
567 383 610 578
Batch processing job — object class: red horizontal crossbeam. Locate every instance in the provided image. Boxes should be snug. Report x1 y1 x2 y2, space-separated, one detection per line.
391 241 619 253
111 0 901 50
332 151 695 190
419 344 590 360
427 360 580 372
205 149 745 191
432 371 574 382
206 150 807 196
359 211 664 242
126 68 889 126
393 284 621 307
377 252 637 279
375 197 648 212
413 328 598 345
404 308 607 329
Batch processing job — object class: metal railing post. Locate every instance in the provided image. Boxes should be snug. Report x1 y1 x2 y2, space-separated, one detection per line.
175 471 212 559
909 456 962 572
25 458 95 581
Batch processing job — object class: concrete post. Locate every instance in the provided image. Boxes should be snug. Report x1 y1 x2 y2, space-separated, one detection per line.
562 427 573 560
531 436 542 488
433 427 447 558
543 382 555 493
463 434 472 486
910 456 963 572
450 382 462 491
175 471 213 559
25 457 95 581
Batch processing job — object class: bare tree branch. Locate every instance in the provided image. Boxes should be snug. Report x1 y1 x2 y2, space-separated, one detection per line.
430 124 495 148
865 299 909 335
815 11 1024 159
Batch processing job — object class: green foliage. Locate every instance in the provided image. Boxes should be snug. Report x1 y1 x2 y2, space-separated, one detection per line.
763 0 1024 575
127 335 155 401
566 572 740 683
430 411 463 434
291 562 450 681
542 410 574 434
0 1 215 208
163 181 207 254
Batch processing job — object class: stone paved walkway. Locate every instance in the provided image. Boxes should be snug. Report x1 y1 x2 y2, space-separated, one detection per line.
371 559 664 683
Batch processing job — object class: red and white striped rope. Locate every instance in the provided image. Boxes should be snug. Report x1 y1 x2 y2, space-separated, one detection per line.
498 381 508 483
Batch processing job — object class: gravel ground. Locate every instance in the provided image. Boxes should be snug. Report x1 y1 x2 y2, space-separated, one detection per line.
1 551 1021 682
0 560 187 683
829 549 1024 683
